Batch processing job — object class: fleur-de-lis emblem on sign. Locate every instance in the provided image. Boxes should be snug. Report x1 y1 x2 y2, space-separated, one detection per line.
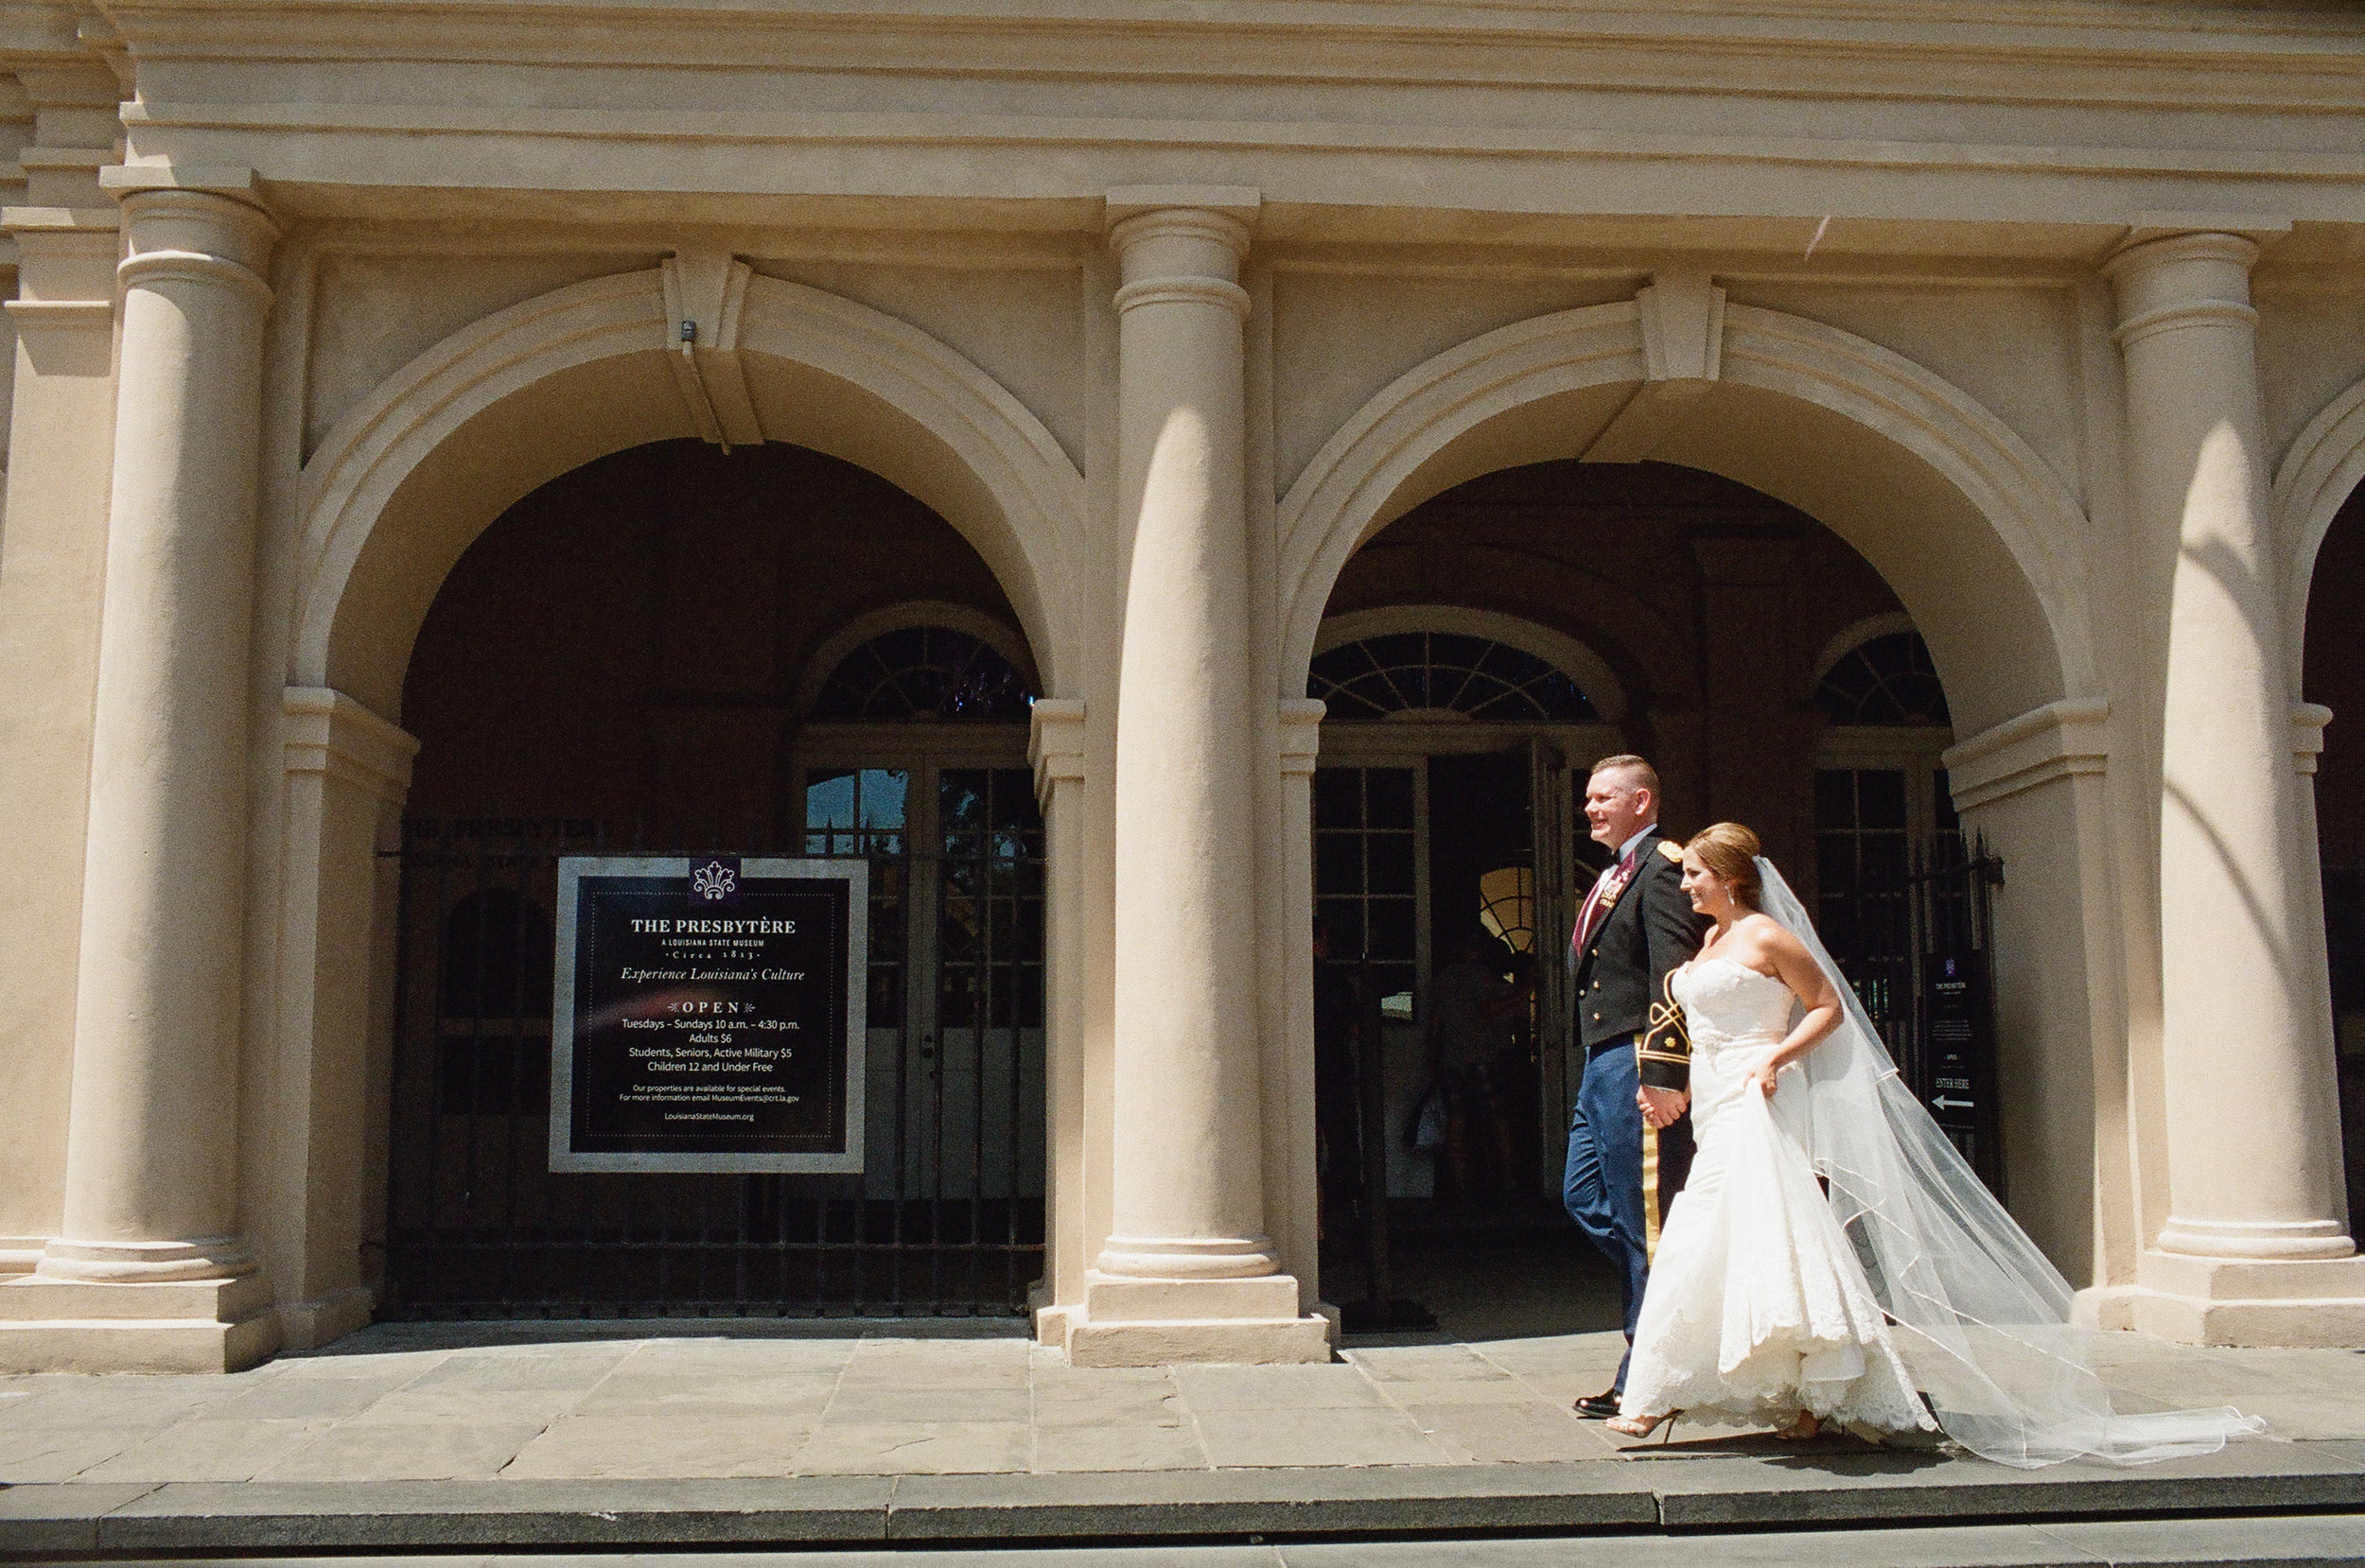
692 861 737 902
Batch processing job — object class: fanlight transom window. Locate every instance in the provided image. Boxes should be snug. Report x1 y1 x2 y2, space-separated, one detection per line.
811 625 1034 722
1815 631 1951 726
1310 632 1599 722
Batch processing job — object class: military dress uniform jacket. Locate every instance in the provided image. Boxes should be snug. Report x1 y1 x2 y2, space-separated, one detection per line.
1570 830 1711 1084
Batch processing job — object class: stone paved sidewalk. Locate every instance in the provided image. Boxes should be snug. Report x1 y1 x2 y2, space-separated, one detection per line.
1 1321 2360 1486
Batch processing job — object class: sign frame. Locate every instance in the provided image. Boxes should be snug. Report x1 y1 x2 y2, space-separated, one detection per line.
549 855 867 1174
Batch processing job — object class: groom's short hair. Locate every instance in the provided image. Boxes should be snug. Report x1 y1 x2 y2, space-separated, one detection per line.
1590 754 1660 797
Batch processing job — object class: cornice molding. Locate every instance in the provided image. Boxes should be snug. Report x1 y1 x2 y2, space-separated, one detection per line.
116 100 2365 197
92 2 2365 119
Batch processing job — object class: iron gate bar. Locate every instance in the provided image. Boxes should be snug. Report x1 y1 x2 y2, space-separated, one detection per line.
378 804 1045 1321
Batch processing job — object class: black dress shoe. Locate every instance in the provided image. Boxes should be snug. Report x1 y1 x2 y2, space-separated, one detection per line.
1572 1389 1622 1420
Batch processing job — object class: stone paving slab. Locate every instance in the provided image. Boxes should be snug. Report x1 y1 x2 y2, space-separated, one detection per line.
3 1322 2362 1555
7 1322 2343 1486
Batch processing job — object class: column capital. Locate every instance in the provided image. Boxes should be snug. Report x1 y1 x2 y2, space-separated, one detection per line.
1028 697 1088 808
1277 697 1324 778
2105 225 2278 349
2294 702 2334 776
1942 697 2111 812
110 185 278 313
1105 186 1258 314
282 688 419 808
114 182 277 263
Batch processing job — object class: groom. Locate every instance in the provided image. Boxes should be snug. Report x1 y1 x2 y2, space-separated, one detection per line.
1562 755 1709 1419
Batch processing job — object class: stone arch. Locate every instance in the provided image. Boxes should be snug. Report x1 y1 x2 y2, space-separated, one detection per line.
2278 375 2365 689
1277 300 2096 738
292 267 1088 718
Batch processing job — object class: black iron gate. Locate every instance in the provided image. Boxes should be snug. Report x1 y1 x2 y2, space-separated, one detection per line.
1823 829 2007 1194
378 777 1045 1319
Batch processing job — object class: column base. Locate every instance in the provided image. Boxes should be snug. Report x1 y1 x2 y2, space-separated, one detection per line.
0 1237 42 1278
2083 1249 2365 1348
278 1283 375 1352
0 1272 281 1372
1033 1301 1079 1349
1061 1270 1333 1367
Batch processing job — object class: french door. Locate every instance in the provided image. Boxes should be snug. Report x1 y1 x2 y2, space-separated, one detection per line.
796 734 1045 1217
1312 723 1619 1200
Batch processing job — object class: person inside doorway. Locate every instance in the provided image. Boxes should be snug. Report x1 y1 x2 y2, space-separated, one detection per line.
1426 926 1522 1205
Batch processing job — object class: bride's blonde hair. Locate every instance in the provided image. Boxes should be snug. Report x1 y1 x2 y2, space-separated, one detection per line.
1684 822 1763 908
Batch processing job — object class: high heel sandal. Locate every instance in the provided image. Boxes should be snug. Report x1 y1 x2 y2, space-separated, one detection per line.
1774 1411 1821 1441
1606 1410 1681 1442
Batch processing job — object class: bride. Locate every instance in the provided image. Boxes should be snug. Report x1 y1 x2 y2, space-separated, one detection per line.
1604 823 2263 1466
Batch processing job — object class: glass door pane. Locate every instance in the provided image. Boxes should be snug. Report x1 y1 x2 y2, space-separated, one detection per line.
1314 765 1424 1196
804 767 920 1207
1813 766 1912 1034
931 768 1046 1306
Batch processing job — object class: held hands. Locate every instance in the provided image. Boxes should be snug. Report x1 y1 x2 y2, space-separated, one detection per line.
1637 1084 1689 1130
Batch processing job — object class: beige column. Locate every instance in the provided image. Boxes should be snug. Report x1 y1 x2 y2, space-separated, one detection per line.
0 59 125 1282
1068 186 1325 1365
4 185 282 1370
2111 224 2365 1345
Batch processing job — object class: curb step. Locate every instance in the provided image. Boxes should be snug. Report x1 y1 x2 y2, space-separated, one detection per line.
2 1444 2361 1556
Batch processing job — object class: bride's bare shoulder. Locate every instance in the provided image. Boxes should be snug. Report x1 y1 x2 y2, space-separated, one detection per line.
1737 912 1811 962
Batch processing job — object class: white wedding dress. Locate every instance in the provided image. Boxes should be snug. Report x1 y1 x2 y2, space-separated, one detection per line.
1619 955 1937 1435
1611 862 2259 1466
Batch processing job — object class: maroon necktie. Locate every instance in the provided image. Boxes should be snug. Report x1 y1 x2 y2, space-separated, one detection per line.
1572 848 1638 959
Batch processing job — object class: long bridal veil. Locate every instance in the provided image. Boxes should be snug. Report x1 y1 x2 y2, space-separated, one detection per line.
1754 856 2264 1467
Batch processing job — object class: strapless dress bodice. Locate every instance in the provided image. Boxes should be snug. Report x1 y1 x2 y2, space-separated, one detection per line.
1672 956 1795 1051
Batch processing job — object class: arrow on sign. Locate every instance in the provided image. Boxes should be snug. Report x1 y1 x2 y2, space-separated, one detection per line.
1931 1096 1974 1111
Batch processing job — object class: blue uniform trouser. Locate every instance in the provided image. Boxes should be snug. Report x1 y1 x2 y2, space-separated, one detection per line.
1563 1037 1647 1392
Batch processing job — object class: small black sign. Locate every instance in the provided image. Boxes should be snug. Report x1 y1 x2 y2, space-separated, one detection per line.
551 857 867 1172
1923 953 1982 1132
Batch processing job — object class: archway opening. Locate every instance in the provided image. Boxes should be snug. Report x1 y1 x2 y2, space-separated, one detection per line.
1309 459 1984 1342
2303 482 2365 1230
380 438 1048 1320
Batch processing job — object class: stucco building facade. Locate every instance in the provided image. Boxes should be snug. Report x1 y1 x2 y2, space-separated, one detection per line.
3 0 2365 1372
